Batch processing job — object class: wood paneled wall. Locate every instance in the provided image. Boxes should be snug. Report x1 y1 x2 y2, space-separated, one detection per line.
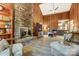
43 3 79 30
43 12 70 29
33 4 43 36
33 4 43 24
70 3 79 29
33 3 79 32
32 3 70 30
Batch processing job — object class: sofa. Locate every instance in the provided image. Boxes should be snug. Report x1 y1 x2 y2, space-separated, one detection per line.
0 48 10 56
50 41 79 56
0 39 23 56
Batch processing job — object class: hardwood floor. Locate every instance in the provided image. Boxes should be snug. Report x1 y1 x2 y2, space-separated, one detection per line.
23 35 64 56
32 36 51 56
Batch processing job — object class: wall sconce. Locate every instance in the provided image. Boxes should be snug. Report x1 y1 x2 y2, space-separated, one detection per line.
0 5 4 11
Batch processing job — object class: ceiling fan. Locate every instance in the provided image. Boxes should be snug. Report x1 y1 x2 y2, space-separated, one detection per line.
54 6 59 10
49 6 59 12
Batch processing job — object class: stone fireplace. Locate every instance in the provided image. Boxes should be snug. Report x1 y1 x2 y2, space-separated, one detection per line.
14 3 33 38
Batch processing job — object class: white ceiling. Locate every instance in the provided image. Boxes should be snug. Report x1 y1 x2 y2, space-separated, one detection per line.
39 3 72 15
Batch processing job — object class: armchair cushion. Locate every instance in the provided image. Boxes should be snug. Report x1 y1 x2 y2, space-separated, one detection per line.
12 43 23 56
0 48 9 56
0 39 9 52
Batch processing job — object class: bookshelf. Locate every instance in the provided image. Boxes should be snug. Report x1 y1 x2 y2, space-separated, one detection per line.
0 4 14 44
0 15 12 37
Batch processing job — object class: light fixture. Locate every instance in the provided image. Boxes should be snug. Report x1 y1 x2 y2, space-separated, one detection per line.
0 5 4 11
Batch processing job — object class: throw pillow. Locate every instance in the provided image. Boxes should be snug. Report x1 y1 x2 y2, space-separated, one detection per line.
0 39 9 49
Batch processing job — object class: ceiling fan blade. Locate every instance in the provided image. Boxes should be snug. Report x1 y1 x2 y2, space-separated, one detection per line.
54 7 59 10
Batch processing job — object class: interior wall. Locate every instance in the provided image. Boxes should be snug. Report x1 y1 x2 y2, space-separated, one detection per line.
33 4 43 36
43 12 70 29
33 3 43 24
70 3 79 31
33 3 70 32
